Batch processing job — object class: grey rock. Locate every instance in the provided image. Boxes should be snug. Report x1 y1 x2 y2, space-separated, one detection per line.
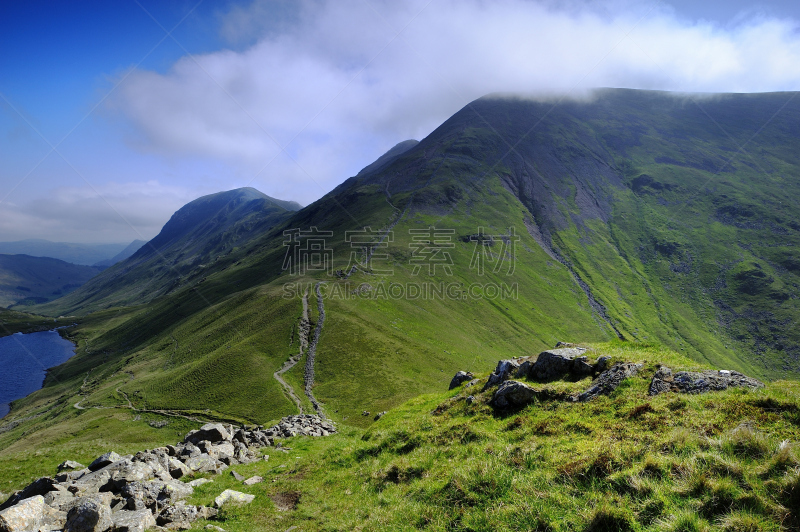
0 495 45 532
0 477 58 511
184 455 220 474
242 476 262 486
492 380 540 408
448 371 474 390
465 395 475 405
156 502 216 527
209 442 235 459
649 367 764 396
88 451 121 472
39 503 66 531
167 458 191 480
185 424 230 444
58 460 86 473
230 471 245 482
186 479 212 488
43 490 74 511
213 490 254 508
64 496 112 532
373 411 387 421
528 348 587 382
577 363 643 401
111 509 155 532
482 359 521 391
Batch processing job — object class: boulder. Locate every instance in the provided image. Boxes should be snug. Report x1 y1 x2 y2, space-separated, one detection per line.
209 442 235 459
39 503 66 531
187 479 212 488
184 455 222 474
527 348 587 382
576 363 643 402
0 477 58 510
88 451 121 472
448 371 474 390
230 471 245 482
482 359 521 391
185 424 230 444
156 502 216 527
649 367 764 395
64 496 112 532
492 380 540 408
167 458 191 480
0 495 46 532
243 476 263 486
213 490 254 508
110 509 155 532
43 490 75 511
57 460 86 473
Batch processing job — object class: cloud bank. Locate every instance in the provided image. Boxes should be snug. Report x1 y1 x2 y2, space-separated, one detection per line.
110 0 800 205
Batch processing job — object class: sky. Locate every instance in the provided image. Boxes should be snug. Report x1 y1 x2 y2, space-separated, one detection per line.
2 0 800 244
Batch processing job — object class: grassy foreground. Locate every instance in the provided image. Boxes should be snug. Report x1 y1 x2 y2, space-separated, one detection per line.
3 341 800 531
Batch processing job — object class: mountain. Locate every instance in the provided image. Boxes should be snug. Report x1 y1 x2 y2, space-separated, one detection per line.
92 240 146 269
0 255 101 308
356 139 419 177
24 188 301 315
0 240 133 266
4 90 800 504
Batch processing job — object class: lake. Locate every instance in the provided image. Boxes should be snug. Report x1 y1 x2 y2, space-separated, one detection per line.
0 330 76 418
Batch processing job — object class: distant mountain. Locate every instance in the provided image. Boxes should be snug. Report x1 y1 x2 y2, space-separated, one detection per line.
29 188 301 314
0 240 132 266
0 255 101 308
11 89 800 437
92 240 146 269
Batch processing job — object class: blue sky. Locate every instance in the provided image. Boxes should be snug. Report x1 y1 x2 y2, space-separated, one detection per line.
2 0 800 243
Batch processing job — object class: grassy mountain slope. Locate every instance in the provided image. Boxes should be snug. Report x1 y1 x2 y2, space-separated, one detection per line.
3 342 800 531
0 254 101 307
3 89 800 498
24 188 300 316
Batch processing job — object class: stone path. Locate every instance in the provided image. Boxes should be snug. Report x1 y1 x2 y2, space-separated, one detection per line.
304 283 326 418
273 289 310 413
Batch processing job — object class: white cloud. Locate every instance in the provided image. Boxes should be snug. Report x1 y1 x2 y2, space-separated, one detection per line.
109 0 800 206
0 181 196 243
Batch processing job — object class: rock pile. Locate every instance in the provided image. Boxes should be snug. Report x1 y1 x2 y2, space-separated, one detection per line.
649 367 764 395
0 417 336 532
263 415 336 438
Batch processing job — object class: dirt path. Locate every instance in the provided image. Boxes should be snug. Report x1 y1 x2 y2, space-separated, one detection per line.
274 289 310 413
303 282 326 418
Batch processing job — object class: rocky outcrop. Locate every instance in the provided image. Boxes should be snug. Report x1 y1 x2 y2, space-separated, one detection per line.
575 363 643 402
480 347 611 393
449 371 474 390
649 367 764 395
0 416 335 531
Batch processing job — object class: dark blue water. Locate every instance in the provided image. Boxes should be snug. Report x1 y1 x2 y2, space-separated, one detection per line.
0 330 76 418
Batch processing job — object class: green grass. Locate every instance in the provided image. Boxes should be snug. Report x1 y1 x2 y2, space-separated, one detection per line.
2 342 798 531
